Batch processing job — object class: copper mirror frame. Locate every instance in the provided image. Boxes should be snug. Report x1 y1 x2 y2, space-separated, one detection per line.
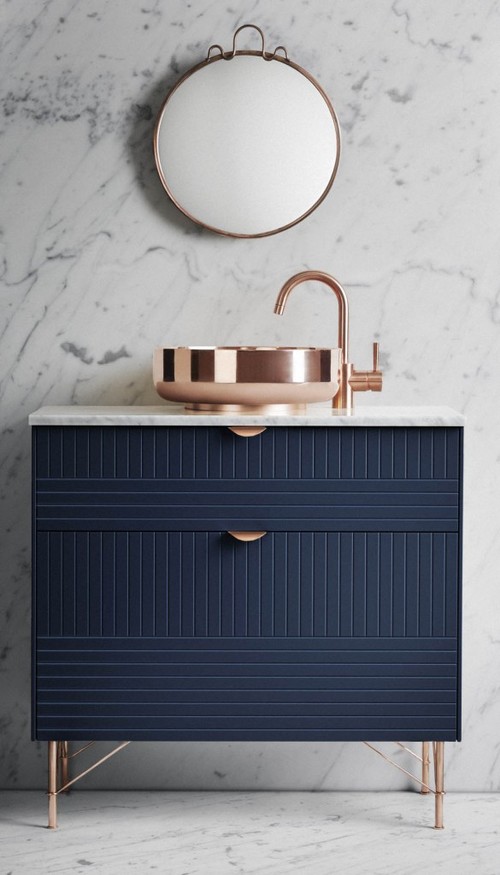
153 24 342 238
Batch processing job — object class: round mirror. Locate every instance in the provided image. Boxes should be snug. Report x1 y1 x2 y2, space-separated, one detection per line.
153 26 341 238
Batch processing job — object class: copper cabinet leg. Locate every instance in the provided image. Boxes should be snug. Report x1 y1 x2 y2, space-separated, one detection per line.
433 741 445 829
61 741 69 792
57 742 63 787
48 741 58 829
421 742 430 794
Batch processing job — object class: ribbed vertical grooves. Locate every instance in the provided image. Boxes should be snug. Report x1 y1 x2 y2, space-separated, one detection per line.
37 425 461 481
36 531 458 639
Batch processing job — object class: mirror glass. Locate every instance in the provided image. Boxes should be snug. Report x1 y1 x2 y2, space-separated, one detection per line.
154 39 341 238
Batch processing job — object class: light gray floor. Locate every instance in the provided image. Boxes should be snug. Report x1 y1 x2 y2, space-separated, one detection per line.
1 791 499 875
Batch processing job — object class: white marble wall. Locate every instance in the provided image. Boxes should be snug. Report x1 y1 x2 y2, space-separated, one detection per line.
1 0 499 790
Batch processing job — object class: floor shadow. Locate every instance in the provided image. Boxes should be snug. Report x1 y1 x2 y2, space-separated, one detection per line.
0 817 47 829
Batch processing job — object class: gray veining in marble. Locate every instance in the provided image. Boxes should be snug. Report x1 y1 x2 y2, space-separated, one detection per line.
1 792 500 875
1 0 500 791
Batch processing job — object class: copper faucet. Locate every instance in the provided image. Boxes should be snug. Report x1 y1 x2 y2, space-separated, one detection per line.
274 270 383 412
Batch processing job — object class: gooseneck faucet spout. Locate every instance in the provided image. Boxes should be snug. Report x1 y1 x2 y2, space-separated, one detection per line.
274 270 382 412
274 270 350 360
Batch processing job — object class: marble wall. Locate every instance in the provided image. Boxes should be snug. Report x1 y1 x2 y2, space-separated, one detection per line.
1 0 499 790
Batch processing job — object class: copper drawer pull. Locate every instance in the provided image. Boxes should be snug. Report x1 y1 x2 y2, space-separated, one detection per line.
227 531 267 542
227 426 267 437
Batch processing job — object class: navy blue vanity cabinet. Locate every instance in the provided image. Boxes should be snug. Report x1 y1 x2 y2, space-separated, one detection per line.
32 425 462 743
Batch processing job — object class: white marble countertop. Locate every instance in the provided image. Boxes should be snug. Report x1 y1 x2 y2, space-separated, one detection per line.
29 405 465 426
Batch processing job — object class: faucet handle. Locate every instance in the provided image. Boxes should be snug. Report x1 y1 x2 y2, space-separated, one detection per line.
349 341 383 393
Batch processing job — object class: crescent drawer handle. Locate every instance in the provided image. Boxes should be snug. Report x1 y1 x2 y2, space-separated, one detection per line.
227 426 267 437
227 531 267 542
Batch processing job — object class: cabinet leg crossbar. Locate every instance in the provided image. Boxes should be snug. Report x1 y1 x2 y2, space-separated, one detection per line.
362 740 445 828
47 741 130 829
47 739 445 830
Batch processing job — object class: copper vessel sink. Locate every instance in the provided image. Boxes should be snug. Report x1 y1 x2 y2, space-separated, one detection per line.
153 346 341 412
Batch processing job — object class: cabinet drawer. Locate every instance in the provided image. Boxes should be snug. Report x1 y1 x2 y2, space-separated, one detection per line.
36 530 459 639
34 425 462 481
35 636 458 742
34 426 461 532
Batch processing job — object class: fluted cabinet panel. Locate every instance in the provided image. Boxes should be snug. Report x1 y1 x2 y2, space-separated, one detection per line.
32 424 463 742
35 637 458 741
35 478 459 533
35 531 458 639
35 426 461 481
